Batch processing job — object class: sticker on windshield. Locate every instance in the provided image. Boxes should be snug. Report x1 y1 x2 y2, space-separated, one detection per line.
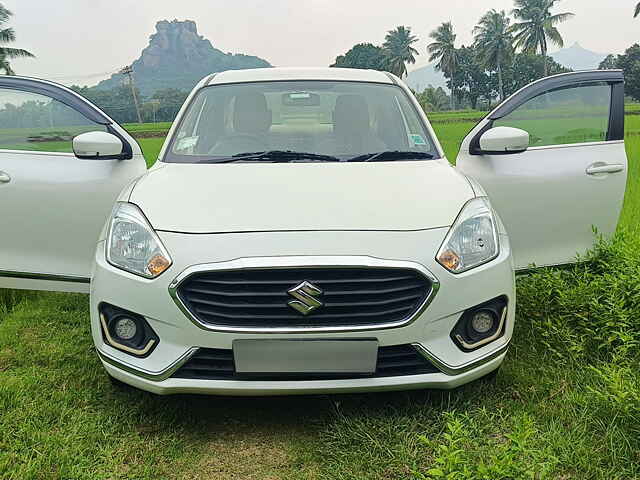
175 136 199 153
409 134 427 146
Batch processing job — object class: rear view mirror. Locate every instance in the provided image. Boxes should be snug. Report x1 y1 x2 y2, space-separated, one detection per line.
478 126 529 155
282 92 320 107
73 131 124 160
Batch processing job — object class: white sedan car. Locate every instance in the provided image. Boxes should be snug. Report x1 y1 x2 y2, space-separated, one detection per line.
0 68 627 395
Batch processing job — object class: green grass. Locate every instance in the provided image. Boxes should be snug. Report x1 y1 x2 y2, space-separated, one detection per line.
137 137 165 167
2 111 640 479
123 122 173 133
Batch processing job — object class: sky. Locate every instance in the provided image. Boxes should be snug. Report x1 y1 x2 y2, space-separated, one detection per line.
3 0 639 86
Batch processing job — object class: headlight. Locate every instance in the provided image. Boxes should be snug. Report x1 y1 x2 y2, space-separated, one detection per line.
436 197 499 273
106 202 172 278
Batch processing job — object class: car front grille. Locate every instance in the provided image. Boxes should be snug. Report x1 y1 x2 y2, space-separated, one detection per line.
174 267 433 330
171 344 439 380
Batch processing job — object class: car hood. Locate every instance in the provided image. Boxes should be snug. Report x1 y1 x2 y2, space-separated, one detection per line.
129 161 474 234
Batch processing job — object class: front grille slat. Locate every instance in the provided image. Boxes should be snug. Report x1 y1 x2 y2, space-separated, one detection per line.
191 274 416 286
192 305 415 321
177 266 432 330
171 344 439 380
323 283 426 296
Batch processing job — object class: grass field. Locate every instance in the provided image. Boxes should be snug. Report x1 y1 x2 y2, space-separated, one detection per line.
1 111 639 479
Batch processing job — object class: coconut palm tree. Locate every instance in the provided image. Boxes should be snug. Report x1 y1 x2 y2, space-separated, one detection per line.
382 26 419 78
474 10 514 101
0 4 34 75
635 2 640 17
511 0 574 76
427 22 459 110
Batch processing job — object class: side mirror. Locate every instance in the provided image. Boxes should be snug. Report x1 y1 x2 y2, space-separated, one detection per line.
478 126 529 155
73 131 124 160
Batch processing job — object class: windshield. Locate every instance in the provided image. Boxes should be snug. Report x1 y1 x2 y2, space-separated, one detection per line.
165 81 439 163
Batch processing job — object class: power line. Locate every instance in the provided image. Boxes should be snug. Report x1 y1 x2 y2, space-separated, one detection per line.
46 67 122 81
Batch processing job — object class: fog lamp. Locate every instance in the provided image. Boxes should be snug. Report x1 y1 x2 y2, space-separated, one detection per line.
450 296 508 352
99 303 159 357
114 317 138 340
471 310 496 334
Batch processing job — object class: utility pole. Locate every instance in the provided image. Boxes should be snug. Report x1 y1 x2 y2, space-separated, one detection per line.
120 65 143 124
149 99 160 124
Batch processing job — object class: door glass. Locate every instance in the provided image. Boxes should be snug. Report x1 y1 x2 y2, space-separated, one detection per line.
0 88 107 153
494 83 611 148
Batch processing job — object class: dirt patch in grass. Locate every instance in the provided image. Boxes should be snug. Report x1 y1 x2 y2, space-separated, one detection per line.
179 425 307 480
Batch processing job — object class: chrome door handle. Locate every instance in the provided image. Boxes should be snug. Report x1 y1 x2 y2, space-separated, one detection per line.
586 163 624 175
0 171 10 183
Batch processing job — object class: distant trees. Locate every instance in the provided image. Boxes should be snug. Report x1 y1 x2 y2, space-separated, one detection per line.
500 53 569 97
511 0 574 76
149 88 189 120
0 4 34 75
427 22 459 109
618 46 640 101
599 54 619 70
330 28 418 78
455 46 493 110
415 86 450 112
331 43 389 71
329 0 578 111
598 44 640 101
473 10 513 101
382 26 419 78
71 84 189 124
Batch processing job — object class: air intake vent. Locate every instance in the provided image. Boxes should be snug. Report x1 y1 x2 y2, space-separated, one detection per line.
171 344 439 380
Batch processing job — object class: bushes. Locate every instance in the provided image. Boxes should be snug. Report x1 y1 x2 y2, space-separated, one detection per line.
516 229 640 363
414 412 558 480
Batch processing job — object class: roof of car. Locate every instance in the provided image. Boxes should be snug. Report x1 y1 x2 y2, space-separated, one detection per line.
207 67 396 85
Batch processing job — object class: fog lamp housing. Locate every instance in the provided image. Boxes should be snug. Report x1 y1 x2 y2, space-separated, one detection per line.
99 303 159 357
451 296 508 352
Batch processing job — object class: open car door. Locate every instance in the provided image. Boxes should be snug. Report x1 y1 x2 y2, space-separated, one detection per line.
457 70 627 270
0 77 147 292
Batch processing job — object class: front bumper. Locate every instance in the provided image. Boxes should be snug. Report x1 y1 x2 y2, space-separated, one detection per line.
90 228 515 395
100 348 508 396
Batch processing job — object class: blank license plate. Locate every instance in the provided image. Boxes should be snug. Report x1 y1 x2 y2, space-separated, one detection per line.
233 339 378 374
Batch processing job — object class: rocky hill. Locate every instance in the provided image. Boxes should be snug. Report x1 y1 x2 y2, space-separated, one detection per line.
95 19 271 95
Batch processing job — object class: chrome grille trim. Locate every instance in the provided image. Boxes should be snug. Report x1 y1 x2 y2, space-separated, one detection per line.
168 256 440 333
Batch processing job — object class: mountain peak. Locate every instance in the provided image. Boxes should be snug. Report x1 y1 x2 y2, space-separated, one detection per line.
550 42 607 71
95 19 271 95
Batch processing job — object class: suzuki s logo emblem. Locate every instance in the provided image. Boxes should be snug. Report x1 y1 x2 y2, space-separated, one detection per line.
287 281 323 315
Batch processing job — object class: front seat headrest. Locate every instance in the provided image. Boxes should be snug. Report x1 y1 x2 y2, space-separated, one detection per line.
333 94 371 138
233 92 272 134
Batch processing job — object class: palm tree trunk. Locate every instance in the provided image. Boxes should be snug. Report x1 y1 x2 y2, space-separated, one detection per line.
542 45 548 77
497 62 504 101
450 72 455 110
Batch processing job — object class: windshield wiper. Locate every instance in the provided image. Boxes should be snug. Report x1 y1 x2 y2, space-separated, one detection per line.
346 151 435 162
211 150 341 163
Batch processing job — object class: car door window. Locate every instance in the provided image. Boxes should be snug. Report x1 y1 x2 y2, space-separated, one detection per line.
493 83 611 148
0 88 108 153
